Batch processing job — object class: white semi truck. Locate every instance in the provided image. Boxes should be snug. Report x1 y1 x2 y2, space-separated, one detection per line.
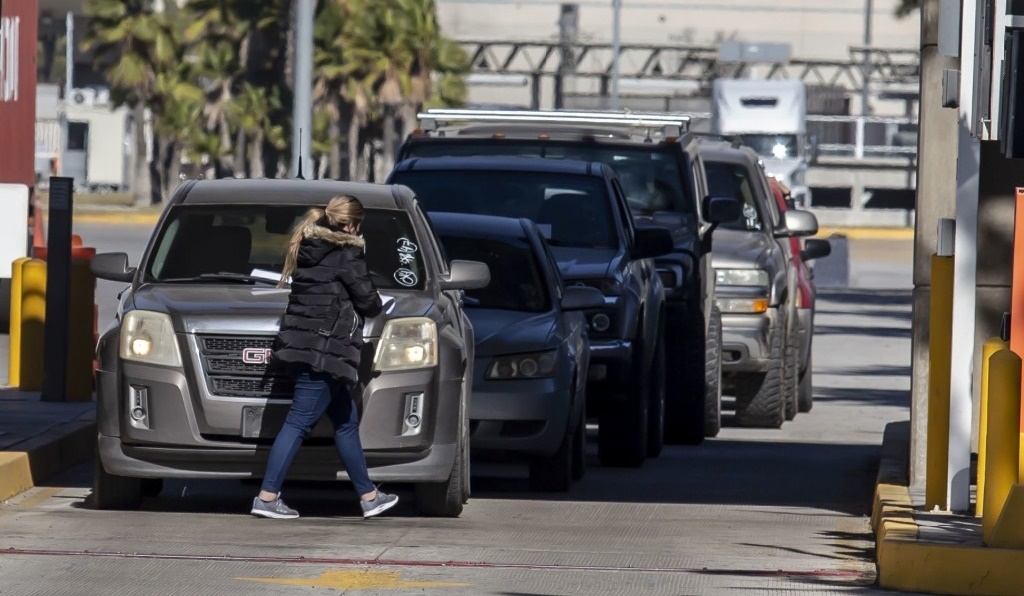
710 79 815 207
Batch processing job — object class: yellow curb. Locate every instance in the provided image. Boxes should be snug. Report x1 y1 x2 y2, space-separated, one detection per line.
873 481 1024 595
816 227 915 240
0 452 34 502
69 212 161 225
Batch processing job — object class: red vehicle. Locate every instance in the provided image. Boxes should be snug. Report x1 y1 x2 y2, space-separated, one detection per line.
767 177 830 412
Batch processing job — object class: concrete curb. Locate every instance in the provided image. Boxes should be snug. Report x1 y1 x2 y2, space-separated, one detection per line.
0 417 95 502
872 420 1024 595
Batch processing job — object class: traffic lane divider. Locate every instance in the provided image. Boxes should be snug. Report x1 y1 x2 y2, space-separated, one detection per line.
0 418 95 503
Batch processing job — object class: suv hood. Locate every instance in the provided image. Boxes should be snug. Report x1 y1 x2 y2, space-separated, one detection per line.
130 284 433 338
711 229 774 269
467 308 556 357
550 247 617 281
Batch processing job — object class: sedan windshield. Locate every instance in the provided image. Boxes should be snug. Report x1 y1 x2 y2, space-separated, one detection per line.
144 205 427 290
391 170 617 249
439 233 550 312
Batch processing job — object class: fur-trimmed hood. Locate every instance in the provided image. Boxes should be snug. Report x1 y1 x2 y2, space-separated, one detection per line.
301 222 365 248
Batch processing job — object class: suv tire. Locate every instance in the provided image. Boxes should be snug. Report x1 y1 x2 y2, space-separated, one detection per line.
704 307 723 438
784 332 799 421
733 311 786 429
646 329 666 458
665 304 707 445
598 345 649 468
798 354 814 413
415 386 468 517
91 449 143 510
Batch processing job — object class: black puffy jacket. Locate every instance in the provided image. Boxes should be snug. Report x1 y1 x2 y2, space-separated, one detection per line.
272 222 383 385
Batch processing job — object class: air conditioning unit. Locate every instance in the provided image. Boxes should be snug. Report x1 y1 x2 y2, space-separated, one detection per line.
95 88 111 106
69 88 97 107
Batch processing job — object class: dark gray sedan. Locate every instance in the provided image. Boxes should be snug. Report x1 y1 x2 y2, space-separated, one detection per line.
429 212 605 492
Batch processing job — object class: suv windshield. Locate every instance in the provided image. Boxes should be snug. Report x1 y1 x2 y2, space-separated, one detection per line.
438 233 550 312
144 205 427 290
391 170 617 249
704 161 763 232
402 141 692 217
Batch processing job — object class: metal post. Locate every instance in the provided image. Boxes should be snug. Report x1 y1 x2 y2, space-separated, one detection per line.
41 177 74 403
557 4 578 111
291 0 314 178
856 0 873 159
610 0 622 110
60 12 73 176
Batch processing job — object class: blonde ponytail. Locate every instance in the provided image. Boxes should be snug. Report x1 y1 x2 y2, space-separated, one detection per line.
278 207 325 288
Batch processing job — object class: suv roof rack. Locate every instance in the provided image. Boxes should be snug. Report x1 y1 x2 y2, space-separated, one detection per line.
417 108 690 138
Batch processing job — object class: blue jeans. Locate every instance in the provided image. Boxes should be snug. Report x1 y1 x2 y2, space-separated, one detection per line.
260 370 375 497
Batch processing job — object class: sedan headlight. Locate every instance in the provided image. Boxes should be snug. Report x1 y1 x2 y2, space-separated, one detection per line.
373 317 438 371
486 350 558 380
715 268 770 287
119 310 182 367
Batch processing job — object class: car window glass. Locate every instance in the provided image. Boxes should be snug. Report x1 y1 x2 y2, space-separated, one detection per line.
403 141 694 216
704 161 763 231
145 205 427 290
610 179 635 246
415 204 449 276
438 233 550 312
391 170 618 250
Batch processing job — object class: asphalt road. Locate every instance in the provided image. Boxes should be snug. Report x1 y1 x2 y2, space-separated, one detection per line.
0 222 919 595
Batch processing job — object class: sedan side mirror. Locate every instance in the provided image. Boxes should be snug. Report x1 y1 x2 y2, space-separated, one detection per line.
560 285 606 311
705 196 743 225
632 226 674 260
441 259 490 290
776 209 818 238
91 252 136 282
800 238 832 262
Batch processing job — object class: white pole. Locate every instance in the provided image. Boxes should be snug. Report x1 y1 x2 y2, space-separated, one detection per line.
947 0 981 513
856 0 872 159
291 0 314 178
60 12 73 178
610 0 621 110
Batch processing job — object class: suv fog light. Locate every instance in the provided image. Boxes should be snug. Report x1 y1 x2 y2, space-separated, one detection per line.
128 385 150 429
402 392 425 437
591 313 611 332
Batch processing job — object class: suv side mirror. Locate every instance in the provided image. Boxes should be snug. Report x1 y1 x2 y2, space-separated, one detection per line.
560 285 606 311
441 259 490 290
776 209 818 238
705 196 743 225
800 238 832 262
632 226 674 260
91 252 136 282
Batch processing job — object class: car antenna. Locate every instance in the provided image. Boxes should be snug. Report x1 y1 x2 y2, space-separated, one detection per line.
296 128 305 180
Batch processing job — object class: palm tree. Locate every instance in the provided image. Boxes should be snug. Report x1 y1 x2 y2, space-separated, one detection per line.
82 0 178 205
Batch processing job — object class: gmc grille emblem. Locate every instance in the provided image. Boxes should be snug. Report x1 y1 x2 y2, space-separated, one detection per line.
241 348 274 365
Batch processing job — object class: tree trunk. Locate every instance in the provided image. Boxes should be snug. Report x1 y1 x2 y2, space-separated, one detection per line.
165 144 182 201
348 114 361 181
234 127 247 178
379 105 398 177
328 95 344 180
250 132 265 178
148 133 166 206
131 103 152 208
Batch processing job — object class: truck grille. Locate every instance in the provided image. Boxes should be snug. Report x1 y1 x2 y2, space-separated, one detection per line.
196 334 293 398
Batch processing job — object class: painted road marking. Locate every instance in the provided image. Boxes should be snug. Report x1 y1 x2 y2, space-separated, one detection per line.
237 569 469 590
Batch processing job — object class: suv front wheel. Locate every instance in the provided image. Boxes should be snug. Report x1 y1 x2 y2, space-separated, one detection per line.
733 310 786 429
414 381 469 517
91 447 143 510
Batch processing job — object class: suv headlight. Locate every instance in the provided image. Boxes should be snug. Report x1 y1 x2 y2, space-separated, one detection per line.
486 350 558 380
373 317 438 371
119 310 182 367
715 269 769 287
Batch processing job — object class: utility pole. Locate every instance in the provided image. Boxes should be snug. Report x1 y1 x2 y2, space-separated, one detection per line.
610 0 622 110
856 0 873 159
291 0 314 179
60 11 72 177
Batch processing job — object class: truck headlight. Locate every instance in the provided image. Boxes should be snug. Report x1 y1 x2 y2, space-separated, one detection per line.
486 350 558 380
373 317 438 371
717 298 769 314
119 310 182 367
715 269 769 287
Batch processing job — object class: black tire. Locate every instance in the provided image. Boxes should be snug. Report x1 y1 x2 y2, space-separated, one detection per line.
529 417 574 492
733 313 786 429
141 478 164 497
646 330 666 458
415 390 467 517
91 451 143 510
783 330 799 421
571 410 587 481
798 353 814 413
665 304 706 445
704 307 723 438
598 344 648 468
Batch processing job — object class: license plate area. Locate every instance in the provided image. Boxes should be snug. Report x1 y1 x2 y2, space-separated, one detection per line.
242 406 287 439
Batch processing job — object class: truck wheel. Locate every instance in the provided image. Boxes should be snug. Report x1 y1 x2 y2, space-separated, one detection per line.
784 333 799 421
598 348 648 468
798 354 814 413
665 304 706 445
646 331 666 458
91 450 143 510
733 316 785 429
415 388 467 517
704 307 723 438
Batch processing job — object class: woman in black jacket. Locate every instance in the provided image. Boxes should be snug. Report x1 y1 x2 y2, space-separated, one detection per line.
251 195 398 520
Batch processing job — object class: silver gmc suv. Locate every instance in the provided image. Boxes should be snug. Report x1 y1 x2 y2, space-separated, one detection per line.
89 179 490 517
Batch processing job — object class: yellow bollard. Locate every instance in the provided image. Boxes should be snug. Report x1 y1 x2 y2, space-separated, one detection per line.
926 254 955 510
8 257 30 387
982 348 1022 544
977 336 1009 517
19 259 47 391
66 257 96 402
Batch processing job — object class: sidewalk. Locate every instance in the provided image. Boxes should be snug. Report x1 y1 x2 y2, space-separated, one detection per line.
872 421 1024 595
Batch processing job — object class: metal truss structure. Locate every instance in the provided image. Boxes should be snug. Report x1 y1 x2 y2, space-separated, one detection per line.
460 40 920 92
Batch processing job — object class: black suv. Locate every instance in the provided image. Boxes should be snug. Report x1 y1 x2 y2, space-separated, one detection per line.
388 156 672 467
397 110 741 444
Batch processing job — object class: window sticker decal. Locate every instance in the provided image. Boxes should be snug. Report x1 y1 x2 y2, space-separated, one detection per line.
394 268 418 287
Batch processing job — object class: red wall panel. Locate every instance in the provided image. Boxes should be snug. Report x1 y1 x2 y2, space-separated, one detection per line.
0 0 39 188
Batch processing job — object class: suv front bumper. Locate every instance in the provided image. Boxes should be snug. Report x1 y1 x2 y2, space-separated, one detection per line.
720 307 780 373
